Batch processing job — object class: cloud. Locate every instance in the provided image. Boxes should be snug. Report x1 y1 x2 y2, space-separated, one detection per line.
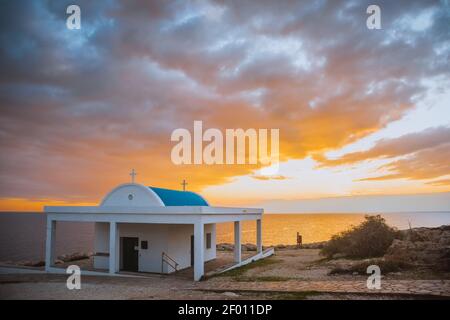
251 175 289 181
359 143 450 182
427 179 450 186
0 0 449 204
316 126 450 166
316 126 450 183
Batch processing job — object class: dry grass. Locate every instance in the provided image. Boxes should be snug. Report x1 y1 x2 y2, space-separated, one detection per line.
215 257 282 278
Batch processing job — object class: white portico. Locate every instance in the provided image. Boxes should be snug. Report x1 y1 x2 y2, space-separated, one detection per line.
44 181 264 281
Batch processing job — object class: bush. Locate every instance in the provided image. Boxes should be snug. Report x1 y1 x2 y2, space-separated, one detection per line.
321 215 398 259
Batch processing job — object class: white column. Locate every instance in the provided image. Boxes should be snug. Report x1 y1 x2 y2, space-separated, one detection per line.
212 223 217 259
109 221 119 274
256 219 262 253
234 221 242 263
194 222 204 281
45 218 56 271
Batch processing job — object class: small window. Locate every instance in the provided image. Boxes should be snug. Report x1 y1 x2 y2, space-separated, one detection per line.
128 194 134 200
206 233 212 249
141 240 148 249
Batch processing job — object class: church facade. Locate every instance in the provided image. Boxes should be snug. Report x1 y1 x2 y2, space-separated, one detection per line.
44 182 265 280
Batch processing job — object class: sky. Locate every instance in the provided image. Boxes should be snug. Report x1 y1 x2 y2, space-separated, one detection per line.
0 0 449 212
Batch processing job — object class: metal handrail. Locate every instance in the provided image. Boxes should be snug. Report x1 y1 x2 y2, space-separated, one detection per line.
161 252 179 273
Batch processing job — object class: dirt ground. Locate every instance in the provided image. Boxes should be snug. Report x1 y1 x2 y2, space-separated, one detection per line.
1 249 449 300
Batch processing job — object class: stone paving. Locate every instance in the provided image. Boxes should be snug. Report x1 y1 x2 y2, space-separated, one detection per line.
197 279 450 297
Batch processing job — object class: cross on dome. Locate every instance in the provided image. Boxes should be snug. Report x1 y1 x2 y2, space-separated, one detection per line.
130 169 137 183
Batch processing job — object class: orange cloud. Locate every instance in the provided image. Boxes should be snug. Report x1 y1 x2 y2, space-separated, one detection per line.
0 1 449 211
427 179 450 186
316 127 450 167
359 143 450 182
251 175 289 181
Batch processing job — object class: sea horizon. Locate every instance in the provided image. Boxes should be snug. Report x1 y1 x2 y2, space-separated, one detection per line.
1 211 449 262
2 210 450 214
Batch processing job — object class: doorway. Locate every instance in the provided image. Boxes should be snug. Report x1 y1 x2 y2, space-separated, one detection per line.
121 237 139 272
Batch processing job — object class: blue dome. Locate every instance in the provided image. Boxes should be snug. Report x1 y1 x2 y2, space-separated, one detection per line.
148 187 209 206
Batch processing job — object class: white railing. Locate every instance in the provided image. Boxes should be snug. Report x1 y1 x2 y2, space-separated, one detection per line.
161 252 179 273
207 247 275 276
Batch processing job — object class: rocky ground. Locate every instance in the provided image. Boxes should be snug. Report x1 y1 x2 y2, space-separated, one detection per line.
1 249 449 300
386 225 450 272
0 225 449 300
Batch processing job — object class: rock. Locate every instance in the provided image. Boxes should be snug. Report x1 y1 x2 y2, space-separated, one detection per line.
243 243 257 251
223 291 239 297
385 225 450 272
217 241 329 251
300 241 328 249
216 243 234 251
32 260 45 267
352 272 359 275
57 252 90 262
21 260 45 267
68 252 90 261
57 254 69 262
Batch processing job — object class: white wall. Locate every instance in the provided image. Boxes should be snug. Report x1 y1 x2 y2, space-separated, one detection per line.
204 223 216 262
93 222 217 274
166 224 216 272
120 223 169 273
93 222 109 270
168 225 193 271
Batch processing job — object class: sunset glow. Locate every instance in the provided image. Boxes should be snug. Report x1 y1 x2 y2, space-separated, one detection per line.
0 0 449 212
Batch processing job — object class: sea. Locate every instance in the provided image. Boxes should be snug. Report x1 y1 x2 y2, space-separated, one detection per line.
0 212 449 261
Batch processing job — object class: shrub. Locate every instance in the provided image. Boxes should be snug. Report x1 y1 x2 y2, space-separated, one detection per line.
321 215 398 259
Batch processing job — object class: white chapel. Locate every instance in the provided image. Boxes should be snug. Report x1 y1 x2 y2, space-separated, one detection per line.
44 173 268 281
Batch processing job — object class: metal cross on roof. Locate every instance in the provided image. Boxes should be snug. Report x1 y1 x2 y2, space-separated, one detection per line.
181 179 188 191
130 169 137 183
